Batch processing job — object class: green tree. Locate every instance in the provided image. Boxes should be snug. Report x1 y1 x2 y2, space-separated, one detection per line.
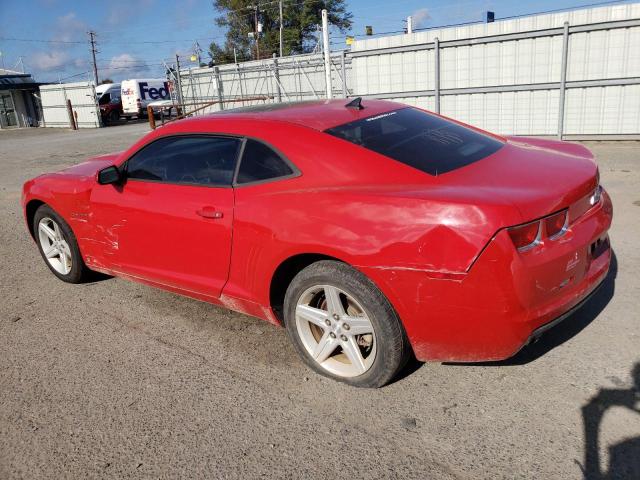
209 0 352 64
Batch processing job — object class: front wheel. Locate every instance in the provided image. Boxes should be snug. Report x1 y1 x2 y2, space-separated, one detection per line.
283 260 411 388
33 205 89 283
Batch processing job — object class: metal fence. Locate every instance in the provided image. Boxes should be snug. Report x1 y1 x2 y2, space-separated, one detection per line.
349 3 640 139
178 51 351 115
178 3 640 139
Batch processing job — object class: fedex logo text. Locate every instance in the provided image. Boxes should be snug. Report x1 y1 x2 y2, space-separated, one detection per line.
140 82 169 100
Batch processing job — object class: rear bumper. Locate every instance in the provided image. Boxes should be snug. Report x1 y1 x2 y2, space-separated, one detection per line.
361 189 613 362
524 273 605 346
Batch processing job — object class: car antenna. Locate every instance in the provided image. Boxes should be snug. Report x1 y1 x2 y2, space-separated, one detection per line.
345 97 364 110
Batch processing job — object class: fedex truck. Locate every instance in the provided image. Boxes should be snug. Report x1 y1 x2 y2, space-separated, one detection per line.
121 79 170 117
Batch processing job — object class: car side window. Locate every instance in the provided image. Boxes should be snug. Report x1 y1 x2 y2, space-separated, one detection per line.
236 139 294 184
126 136 241 186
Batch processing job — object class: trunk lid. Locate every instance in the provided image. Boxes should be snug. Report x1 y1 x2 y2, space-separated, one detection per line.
449 136 599 223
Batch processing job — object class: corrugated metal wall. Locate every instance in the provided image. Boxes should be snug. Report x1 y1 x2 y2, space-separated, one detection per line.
350 3 640 137
40 82 100 128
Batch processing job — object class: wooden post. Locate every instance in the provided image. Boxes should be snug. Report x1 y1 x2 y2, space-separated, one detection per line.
73 111 78 130
147 106 156 129
66 99 76 130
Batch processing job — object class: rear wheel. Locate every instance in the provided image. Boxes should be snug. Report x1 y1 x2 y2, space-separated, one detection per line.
33 205 89 283
108 110 119 124
283 260 410 388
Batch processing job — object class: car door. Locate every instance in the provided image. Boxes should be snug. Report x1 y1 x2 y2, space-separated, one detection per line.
89 135 241 298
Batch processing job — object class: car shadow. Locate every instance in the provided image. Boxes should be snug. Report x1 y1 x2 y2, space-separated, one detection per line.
83 271 113 284
579 361 640 479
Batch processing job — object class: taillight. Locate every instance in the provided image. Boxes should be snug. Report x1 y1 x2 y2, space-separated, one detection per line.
508 221 540 251
544 210 568 238
508 209 571 252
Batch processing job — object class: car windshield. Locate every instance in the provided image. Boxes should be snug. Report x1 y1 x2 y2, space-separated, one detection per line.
325 107 504 175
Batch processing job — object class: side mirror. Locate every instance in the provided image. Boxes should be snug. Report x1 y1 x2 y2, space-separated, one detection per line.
97 165 122 185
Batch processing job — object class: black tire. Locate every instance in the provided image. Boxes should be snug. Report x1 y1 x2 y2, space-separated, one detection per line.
283 260 411 388
108 110 119 124
33 204 90 283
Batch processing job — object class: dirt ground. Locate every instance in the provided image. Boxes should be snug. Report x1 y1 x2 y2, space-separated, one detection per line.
1 124 639 479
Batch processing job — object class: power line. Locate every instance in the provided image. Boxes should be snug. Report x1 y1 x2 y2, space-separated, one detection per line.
0 35 223 46
0 0 317 50
7 0 631 77
58 71 90 81
0 37 85 44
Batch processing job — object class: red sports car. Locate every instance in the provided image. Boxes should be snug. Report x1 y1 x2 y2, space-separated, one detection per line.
22 99 612 387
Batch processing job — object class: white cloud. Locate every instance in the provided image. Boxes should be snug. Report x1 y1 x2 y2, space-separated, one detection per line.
412 8 431 29
101 53 150 79
53 12 88 42
30 50 71 71
108 53 143 69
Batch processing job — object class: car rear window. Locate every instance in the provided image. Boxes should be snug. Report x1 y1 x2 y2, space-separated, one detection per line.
324 107 504 175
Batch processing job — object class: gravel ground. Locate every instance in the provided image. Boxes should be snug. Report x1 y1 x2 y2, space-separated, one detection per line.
0 124 638 479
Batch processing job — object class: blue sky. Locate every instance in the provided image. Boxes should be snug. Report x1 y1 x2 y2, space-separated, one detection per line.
0 0 634 82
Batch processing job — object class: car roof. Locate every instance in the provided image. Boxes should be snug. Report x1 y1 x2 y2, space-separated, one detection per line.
193 98 406 131
95 83 120 93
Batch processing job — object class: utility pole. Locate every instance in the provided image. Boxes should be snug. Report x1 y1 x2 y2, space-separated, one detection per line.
279 0 284 57
321 9 332 99
88 31 99 85
253 5 260 60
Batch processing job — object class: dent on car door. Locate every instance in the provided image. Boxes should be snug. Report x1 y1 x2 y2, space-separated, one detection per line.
89 135 241 298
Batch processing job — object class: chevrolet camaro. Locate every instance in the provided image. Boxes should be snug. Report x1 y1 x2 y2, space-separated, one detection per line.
22 99 613 387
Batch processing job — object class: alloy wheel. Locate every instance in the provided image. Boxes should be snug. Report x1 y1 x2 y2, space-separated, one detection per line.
295 285 377 377
38 217 72 275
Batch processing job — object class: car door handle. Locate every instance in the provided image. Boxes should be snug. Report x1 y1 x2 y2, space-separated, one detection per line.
196 206 224 219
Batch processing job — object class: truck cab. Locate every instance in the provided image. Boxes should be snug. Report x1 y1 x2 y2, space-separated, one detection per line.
95 83 122 125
